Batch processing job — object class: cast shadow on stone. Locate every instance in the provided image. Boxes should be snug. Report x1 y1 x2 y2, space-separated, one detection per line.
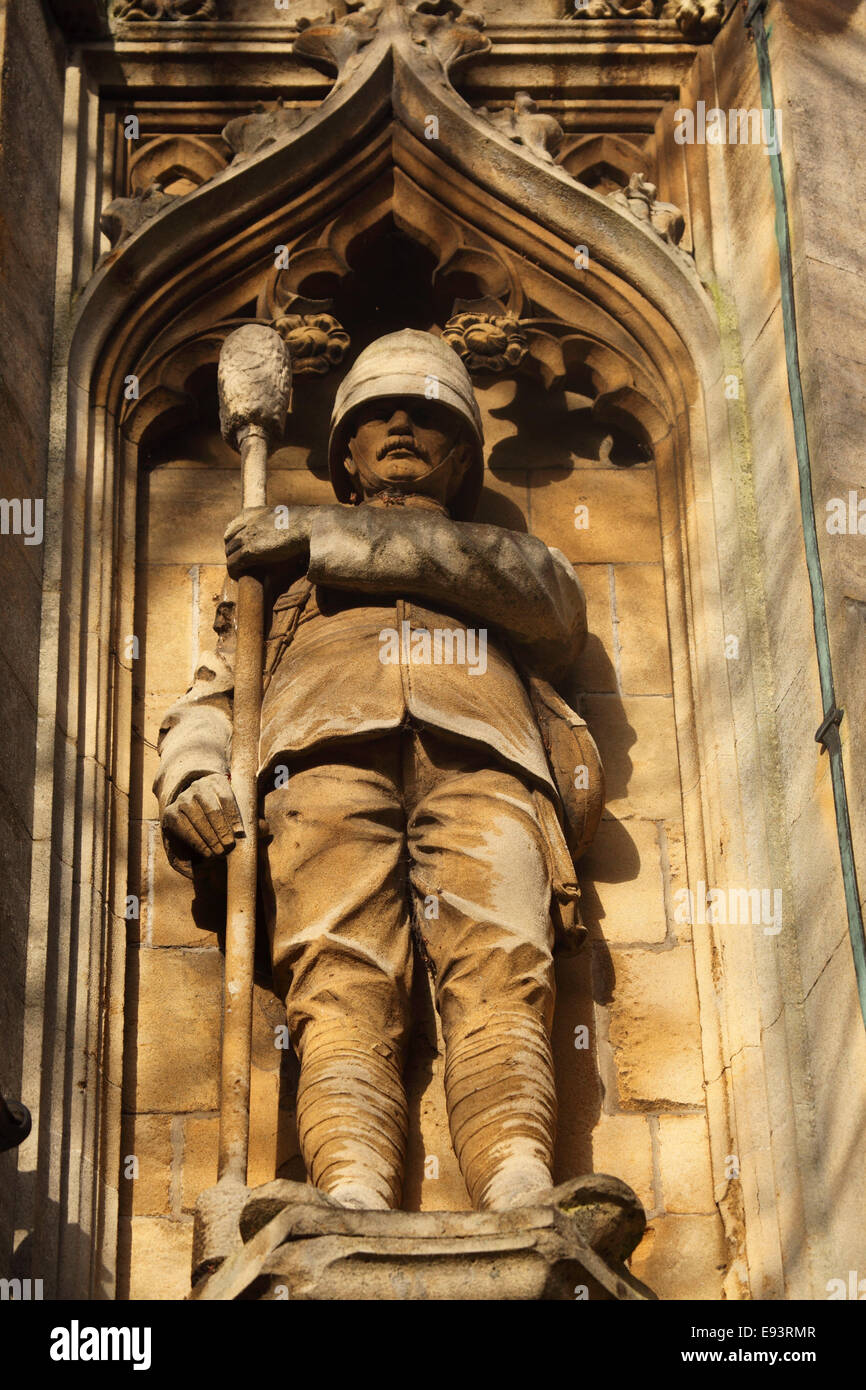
474 484 528 532
572 629 641 944
485 375 652 477
798 0 861 34
401 945 445 1210
8 1169 114 1299
554 634 639 1181
117 930 141 1299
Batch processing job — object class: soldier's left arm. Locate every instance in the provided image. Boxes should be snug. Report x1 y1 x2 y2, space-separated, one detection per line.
153 647 236 876
307 506 586 687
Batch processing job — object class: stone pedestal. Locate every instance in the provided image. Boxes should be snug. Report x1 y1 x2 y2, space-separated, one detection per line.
190 1174 655 1301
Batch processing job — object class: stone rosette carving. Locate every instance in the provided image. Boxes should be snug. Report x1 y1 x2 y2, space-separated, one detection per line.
273 313 351 374
443 312 528 373
100 182 177 248
569 0 726 42
475 92 563 165
607 172 685 247
111 0 216 19
222 100 312 164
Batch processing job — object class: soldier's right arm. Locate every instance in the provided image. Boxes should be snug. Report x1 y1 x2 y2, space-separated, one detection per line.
153 647 241 875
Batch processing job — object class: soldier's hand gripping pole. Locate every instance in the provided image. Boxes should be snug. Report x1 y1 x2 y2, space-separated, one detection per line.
217 325 292 1185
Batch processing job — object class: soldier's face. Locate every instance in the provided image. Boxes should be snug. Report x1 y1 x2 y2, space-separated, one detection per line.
345 398 470 505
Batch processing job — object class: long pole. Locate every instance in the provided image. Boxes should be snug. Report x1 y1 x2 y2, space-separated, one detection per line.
215 325 292 1187
219 425 268 1183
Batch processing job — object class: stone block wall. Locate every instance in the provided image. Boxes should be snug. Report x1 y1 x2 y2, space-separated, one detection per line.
0 0 64 1264
704 0 866 1285
766 0 866 1278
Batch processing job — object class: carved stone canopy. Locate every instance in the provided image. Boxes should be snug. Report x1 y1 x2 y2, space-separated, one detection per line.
117 162 670 468
77 0 718 478
96 0 689 265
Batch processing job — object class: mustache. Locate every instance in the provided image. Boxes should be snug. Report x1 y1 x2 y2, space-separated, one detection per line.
377 435 429 463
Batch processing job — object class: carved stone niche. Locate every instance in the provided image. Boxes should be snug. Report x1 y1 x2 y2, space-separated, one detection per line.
61 0 728 1303
122 178 667 1303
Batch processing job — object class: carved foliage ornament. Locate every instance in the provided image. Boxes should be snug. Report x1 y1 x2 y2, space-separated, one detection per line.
293 0 489 85
98 0 688 278
570 0 726 42
439 295 668 449
407 0 490 77
99 0 493 262
606 172 685 247
475 92 563 165
111 0 216 19
100 182 177 248
294 2 383 84
468 103 687 253
222 100 312 164
119 311 352 447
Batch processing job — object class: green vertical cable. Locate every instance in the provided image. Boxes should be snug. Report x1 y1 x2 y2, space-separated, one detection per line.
744 0 866 1025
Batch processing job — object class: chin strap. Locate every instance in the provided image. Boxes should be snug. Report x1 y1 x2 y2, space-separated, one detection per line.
365 493 449 514
351 443 466 509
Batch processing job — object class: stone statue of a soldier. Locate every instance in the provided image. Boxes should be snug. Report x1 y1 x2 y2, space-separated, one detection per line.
155 330 602 1214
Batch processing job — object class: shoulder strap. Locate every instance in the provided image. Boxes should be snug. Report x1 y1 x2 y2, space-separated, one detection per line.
262 579 313 693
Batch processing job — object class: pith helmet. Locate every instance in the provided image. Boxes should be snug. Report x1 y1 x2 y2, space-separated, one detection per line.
328 329 485 520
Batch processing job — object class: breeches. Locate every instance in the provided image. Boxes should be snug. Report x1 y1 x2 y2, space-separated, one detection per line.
260 726 559 1209
262 726 557 1052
